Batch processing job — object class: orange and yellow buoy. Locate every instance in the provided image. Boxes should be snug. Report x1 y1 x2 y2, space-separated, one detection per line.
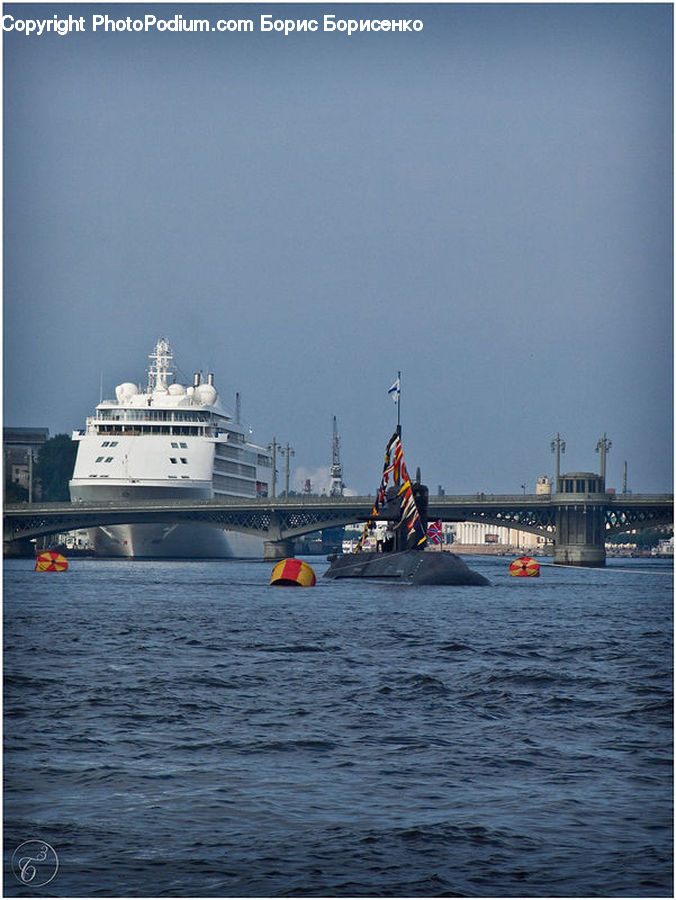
269 558 316 587
508 556 540 577
35 551 69 572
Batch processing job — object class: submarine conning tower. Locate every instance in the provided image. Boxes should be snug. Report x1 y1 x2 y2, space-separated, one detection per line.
381 468 429 553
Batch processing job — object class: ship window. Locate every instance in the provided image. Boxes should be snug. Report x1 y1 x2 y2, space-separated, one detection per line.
180 458 188 464
96 456 104 463
170 458 177 464
105 457 113 463
171 442 179 448
110 441 118 447
101 441 110 447
180 442 187 448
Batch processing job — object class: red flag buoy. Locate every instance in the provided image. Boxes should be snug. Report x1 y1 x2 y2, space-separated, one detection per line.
508 556 540 577
35 551 69 572
270 558 316 587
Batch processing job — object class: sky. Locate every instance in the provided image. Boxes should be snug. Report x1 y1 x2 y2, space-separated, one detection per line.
3 2 673 495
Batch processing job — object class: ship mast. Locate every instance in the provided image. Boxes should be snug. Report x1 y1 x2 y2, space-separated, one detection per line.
147 338 173 393
329 415 344 497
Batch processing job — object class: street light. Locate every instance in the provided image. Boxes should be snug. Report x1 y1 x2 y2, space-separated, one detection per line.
267 437 279 498
550 433 566 489
26 449 34 503
279 443 295 498
595 434 612 485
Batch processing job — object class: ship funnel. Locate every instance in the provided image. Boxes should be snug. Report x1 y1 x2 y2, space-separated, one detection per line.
208 373 214 386
193 373 201 387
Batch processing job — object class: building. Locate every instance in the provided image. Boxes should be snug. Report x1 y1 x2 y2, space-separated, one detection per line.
3 427 49 499
536 475 552 495
450 521 546 550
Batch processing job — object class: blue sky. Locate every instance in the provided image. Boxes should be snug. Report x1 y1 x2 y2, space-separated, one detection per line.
3 2 673 494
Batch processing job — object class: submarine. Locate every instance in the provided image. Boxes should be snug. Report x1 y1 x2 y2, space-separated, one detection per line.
324 545 489 586
324 427 489 587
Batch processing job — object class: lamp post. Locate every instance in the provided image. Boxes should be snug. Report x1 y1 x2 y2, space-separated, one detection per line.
279 443 295 498
27 449 33 504
595 434 612 487
550 433 566 490
267 437 279 498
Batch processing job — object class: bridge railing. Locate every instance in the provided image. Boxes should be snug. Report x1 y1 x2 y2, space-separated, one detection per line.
5 491 673 514
5 496 378 511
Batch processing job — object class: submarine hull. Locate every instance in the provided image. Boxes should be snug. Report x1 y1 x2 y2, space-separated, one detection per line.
324 550 489 586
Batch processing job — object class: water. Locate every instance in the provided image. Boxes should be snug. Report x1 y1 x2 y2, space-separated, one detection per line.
3 555 672 898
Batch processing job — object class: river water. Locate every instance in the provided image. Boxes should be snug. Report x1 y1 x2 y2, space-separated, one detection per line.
3 555 673 897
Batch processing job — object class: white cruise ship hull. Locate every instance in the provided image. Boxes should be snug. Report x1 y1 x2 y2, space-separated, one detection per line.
70 483 265 559
89 522 264 560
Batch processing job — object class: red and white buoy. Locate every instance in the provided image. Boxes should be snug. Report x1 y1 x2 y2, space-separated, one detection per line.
35 551 69 572
508 556 540 577
269 558 316 587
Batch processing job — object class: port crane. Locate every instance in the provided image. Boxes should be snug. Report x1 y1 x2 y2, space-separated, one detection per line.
329 415 344 497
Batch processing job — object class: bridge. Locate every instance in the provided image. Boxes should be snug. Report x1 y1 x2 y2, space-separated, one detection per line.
4 490 672 565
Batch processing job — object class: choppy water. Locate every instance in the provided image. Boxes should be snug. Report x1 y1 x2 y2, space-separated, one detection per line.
3 555 673 897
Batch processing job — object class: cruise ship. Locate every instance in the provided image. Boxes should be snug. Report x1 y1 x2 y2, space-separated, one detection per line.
69 339 273 558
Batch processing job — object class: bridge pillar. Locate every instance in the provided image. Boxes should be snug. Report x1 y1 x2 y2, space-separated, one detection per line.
553 501 606 567
263 539 296 561
3 538 34 558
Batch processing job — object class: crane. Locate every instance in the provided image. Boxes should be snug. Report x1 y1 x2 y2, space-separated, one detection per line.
329 415 344 497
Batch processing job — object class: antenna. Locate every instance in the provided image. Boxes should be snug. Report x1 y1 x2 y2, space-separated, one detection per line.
147 338 173 393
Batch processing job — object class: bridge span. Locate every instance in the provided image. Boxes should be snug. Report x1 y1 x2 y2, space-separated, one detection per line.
4 492 672 566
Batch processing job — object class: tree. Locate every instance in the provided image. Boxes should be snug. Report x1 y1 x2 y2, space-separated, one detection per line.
4 479 28 503
35 434 78 501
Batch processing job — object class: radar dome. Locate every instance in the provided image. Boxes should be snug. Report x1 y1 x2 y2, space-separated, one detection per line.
115 382 138 403
168 383 186 395
194 383 217 406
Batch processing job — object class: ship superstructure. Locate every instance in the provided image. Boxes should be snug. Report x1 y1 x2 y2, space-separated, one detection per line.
69 338 272 557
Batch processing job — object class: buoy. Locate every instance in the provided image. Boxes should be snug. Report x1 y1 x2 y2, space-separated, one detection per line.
270 558 316 587
35 551 69 572
509 556 540 577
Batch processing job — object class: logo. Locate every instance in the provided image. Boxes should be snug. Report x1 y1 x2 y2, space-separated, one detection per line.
11 840 59 887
